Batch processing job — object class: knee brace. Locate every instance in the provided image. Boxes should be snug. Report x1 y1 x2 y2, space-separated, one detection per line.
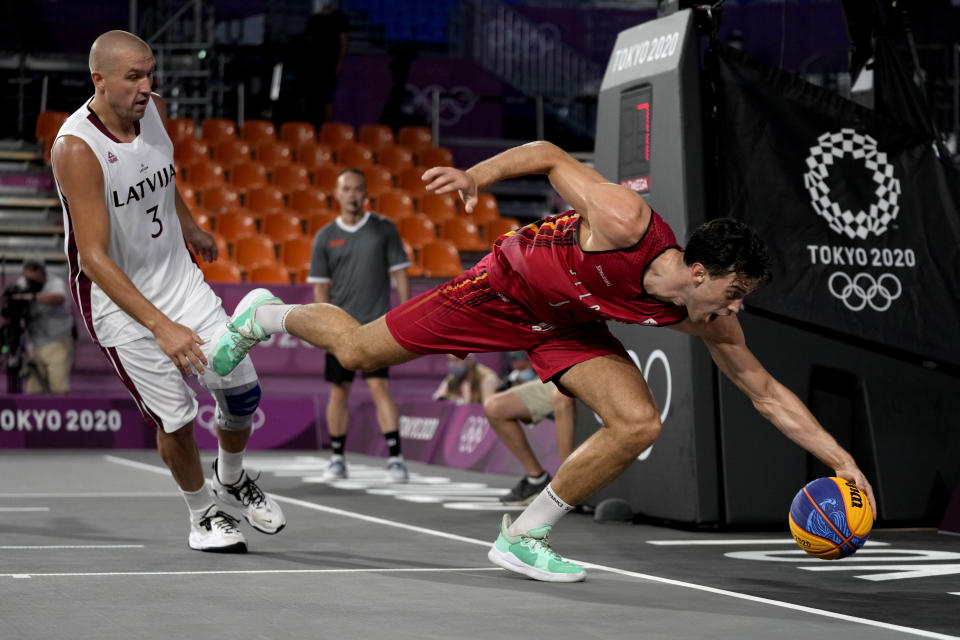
210 381 262 431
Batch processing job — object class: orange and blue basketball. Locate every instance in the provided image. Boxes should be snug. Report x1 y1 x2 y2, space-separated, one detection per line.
788 477 873 559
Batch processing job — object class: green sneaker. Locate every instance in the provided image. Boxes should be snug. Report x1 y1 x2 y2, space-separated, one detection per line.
212 288 282 376
487 514 585 582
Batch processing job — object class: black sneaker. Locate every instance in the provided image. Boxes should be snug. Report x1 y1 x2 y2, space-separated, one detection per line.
500 473 551 506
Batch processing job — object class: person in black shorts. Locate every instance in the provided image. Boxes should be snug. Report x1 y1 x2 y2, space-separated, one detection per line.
307 168 411 481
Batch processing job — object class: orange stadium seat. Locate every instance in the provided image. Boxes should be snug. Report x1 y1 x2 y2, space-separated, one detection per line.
306 210 337 235
35 110 69 142
254 141 293 169
233 235 278 270
201 259 242 283
319 122 355 148
214 209 257 242
199 184 240 212
174 138 210 167
201 118 237 145
166 117 196 144
210 233 230 259
377 144 415 174
337 142 375 168
245 185 286 215
230 161 269 192
311 164 343 193
361 165 394 198
279 121 316 148
272 164 311 194
262 211 304 244
178 183 197 206
241 119 276 146
396 167 429 202
358 124 394 154
280 235 315 270
397 126 433 153
289 187 330 215
397 213 437 250
213 139 252 167
442 217 487 252
471 192 501 225
402 239 424 277
295 263 312 284
420 191 458 225
420 239 463 278
376 189 415 220
418 146 454 168
193 209 214 232
249 263 292 284
296 141 334 169
484 216 523 244
185 159 226 190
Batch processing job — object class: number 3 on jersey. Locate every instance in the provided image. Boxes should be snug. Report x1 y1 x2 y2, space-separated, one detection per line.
145 205 163 238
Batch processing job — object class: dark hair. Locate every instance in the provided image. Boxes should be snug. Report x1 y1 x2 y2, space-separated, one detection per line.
337 168 367 188
23 260 46 273
683 218 772 284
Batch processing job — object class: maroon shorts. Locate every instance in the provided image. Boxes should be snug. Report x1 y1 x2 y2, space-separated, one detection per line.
385 257 628 386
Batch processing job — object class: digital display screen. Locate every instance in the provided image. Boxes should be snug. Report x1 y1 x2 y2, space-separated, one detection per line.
618 84 652 193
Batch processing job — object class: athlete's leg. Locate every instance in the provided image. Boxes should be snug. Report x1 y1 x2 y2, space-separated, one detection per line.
285 311 416 371
483 389 544 477
550 386 576 461
156 421 205 492
365 376 399 436
326 381 352 438
549 354 659 505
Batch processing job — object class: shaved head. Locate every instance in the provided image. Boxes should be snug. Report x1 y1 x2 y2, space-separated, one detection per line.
89 30 152 75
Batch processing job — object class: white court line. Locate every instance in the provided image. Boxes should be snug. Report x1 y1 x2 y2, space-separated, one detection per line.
2 567 500 579
647 539 890 546
102 455 959 640
0 493 177 498
0 507 49 512
0 545 144 550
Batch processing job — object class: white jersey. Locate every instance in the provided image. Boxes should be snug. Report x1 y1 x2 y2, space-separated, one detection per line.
53 94 220 347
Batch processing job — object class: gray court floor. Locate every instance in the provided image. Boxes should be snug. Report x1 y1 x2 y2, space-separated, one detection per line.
1 450 957 640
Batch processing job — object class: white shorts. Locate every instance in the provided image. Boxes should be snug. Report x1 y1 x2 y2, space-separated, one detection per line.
512 379 557 425
102 308 258 433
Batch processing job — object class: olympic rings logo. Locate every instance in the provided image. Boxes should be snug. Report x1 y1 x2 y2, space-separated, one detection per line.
827 272 902 312
403 84 478 127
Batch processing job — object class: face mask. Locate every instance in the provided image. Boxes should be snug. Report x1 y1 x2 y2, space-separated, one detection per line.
516 368 537 382
450 364 469 379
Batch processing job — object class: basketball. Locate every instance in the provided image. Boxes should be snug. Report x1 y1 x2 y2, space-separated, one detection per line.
788 477 873 559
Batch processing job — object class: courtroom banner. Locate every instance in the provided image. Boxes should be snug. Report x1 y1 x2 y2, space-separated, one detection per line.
716 46 960 367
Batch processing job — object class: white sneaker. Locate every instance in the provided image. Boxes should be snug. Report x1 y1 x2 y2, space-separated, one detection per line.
384 456 409 483
188 505 248 553
323 456 347 480
211 460 286 535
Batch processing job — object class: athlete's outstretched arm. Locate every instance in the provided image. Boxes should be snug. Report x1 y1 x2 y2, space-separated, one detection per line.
51 136 208 375
421 141 650 249
671 316 878 515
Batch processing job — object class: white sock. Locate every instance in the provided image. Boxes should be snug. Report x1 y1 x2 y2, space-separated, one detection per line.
254 304 297 335
509 483 573 535
182 485 215 523
217 446 245 485
526 471 549 485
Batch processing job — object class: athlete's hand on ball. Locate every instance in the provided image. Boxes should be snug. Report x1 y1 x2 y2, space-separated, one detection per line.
421 166 478 213
154 319 207 376
833 464 878 518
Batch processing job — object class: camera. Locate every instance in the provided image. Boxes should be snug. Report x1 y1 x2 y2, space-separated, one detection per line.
1 281 34 358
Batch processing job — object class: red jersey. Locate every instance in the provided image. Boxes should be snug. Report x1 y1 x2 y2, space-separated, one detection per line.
484 209 687 328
